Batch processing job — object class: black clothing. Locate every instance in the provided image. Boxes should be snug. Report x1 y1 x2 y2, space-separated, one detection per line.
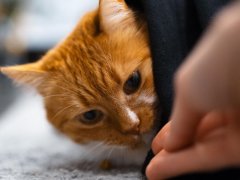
126 0 240 179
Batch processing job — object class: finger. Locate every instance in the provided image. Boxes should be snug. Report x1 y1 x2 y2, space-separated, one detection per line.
164 94 204 151
146 132 232 180
196 111 227 140
152 122 170 155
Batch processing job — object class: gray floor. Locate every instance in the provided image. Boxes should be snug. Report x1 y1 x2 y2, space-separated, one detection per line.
0 80 144 180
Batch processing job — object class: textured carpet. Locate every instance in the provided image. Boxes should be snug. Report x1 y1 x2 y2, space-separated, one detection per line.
0 89 144 180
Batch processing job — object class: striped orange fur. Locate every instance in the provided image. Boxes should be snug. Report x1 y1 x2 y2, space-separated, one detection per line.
1 0 158 166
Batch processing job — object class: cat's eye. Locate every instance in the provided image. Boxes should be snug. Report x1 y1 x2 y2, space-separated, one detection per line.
123 71 141 95
77 110 104 125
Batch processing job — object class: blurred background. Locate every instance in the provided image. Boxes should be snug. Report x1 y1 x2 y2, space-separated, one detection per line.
0 0 98 115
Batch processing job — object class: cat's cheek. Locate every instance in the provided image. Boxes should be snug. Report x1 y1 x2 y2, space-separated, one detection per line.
136 107 155 133
69 136 86 144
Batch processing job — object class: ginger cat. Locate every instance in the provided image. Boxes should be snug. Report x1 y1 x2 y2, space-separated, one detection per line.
1 0 158 167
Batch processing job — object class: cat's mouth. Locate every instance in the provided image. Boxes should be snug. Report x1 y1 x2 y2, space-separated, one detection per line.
127 130 156 149
128 135 145 149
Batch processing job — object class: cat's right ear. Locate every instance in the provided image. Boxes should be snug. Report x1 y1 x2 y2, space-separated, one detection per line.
0 62 47 88
99 0 137 34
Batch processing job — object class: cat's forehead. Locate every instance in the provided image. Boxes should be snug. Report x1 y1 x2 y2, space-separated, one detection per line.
61 31 149 79
47 11 150 102
50 34 149 105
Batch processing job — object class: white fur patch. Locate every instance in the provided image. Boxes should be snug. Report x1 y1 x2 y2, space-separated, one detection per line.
81 137 152 166
137 93 157 105
126 107 139 124
78 129 159 166
79 128 158 166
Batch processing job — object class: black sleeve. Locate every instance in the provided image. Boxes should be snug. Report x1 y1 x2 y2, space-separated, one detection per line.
143 0 230 126
126 0 240 179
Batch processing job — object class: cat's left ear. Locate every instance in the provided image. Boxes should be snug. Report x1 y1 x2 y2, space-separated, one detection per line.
0 62 47 88
99 0 138 34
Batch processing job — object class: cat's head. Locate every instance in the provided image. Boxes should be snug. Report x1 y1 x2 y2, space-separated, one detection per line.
1 0 157 149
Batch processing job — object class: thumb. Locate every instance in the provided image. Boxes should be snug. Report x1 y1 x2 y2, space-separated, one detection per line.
164 92 204 152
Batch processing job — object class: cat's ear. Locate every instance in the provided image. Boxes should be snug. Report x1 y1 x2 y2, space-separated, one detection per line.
0 62 47 87
99 0 137 34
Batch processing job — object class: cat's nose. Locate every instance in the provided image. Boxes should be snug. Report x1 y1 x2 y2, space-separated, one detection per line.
111 105 140 134
118 107 140 135
121 123 140 135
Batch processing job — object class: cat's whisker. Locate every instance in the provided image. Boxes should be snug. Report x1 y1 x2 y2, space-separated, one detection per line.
106 146 114 161
89 142 105 153
81 142 105 158
82 142 104 165
51 104 77 121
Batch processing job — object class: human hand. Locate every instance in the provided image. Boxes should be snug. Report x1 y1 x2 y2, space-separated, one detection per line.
146 3 240 180
147 110 240 180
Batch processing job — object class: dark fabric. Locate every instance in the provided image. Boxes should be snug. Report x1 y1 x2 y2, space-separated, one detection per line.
125 0 144 12
126 0 240 179
143 0 229 126
168 167 240 180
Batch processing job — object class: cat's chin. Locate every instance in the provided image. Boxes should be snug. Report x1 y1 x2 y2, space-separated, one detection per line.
80 130 157 167
81 142 149 167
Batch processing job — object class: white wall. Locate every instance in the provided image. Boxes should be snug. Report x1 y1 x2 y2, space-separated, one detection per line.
10 0 98 50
